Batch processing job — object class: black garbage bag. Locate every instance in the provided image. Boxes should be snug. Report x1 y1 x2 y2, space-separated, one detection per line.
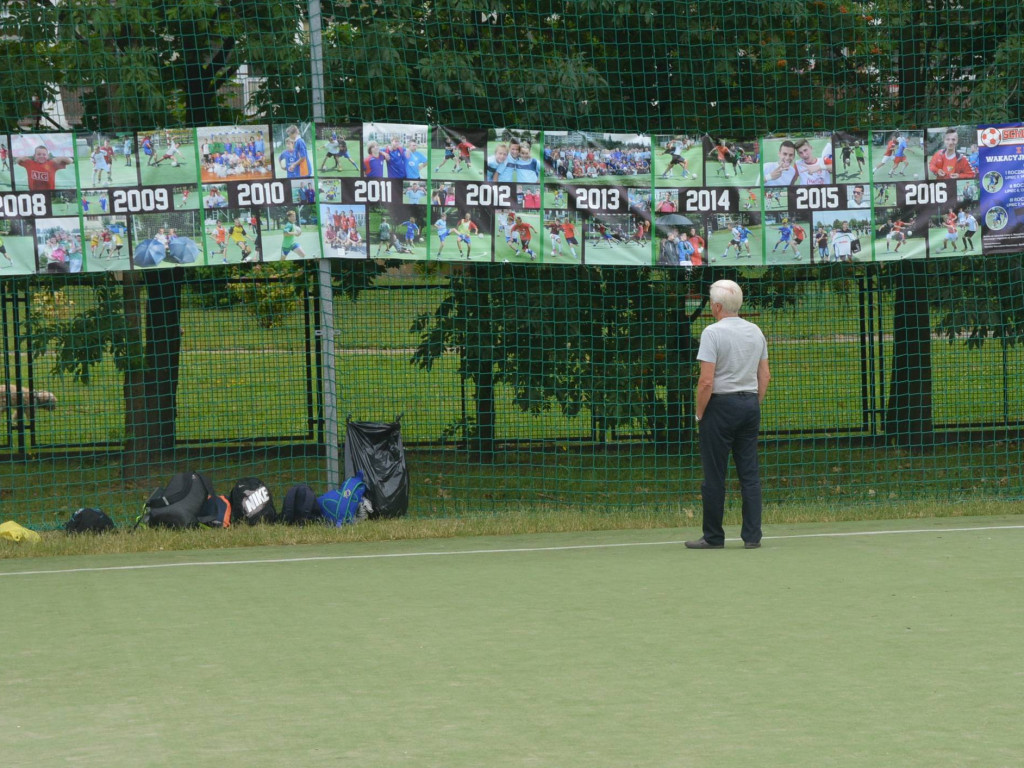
344 415 409 519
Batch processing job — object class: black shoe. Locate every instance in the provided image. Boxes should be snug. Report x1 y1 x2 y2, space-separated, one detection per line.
685 538 724 550
744 541 761 549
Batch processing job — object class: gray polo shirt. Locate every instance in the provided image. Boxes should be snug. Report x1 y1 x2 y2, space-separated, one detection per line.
697 316 768 393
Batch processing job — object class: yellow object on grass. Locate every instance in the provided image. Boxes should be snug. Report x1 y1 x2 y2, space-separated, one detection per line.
0 520 41 544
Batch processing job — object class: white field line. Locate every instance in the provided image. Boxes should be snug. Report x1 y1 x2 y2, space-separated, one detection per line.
1 523 1022 579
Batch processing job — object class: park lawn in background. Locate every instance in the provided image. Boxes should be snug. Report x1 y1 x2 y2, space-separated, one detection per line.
2 518 1022 768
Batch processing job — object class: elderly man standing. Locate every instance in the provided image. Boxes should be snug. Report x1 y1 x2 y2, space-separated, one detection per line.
687 280 771 550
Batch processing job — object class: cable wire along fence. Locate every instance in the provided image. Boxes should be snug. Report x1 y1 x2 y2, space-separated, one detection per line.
0 2 1023 526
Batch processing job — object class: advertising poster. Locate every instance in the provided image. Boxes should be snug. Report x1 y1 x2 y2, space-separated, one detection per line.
977 123 1024 254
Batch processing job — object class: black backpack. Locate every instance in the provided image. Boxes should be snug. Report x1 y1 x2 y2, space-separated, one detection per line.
229 477 278 525
65 507 116 534
142 472 216 529
281 484 323 525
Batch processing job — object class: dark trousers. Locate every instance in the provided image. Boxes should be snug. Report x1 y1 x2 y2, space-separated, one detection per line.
699 392 762 545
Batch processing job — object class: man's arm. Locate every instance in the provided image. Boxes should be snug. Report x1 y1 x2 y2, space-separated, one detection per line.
696 361 715 421
757 358 771 404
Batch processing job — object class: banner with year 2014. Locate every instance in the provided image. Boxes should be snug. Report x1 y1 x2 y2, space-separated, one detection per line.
0 121 1001 276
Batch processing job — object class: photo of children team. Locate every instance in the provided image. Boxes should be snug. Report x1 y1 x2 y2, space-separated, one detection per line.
272 123 314 181
0 219 36 274
206 210 261 265
131 211 205 270
543 132 651 185
486 129 543 183
35 217 82 273
11 134 76 191
371 205 428 261
763 134 833 186
75 131 137 189
138 129 195 187
315 124 362 178
363 123 429 180
653 134 702 187
197 125 272 184
83 216 130 271
703 136 759 187
431 127 486 182
320 205 367 259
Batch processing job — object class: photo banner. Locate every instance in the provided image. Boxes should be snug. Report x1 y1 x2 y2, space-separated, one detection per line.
0 122 999 276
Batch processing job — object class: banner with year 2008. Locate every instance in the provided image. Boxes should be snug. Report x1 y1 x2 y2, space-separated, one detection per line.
542 131 652 265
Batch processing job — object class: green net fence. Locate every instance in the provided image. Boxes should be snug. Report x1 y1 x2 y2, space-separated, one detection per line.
1 1 1024 527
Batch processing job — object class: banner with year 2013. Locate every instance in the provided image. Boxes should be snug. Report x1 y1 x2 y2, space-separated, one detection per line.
0 121 1006 277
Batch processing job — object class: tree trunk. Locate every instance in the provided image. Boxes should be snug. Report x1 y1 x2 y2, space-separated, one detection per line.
884 260 933 448
122 269 184 479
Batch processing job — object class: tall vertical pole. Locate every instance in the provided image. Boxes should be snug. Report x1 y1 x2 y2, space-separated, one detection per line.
309 0 340 488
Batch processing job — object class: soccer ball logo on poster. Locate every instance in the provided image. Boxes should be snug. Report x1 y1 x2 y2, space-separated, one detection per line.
980 127 1002 148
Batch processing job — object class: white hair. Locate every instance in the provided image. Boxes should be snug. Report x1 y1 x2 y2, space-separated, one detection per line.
709 279 743 313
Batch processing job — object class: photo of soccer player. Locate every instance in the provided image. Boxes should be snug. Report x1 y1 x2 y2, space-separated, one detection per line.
928 206 973 259
0 135 12 190
581 213 651 266
518 185 541 210
82 216 130 271
75 131 138 189
764 187 788 211
537 211 581 262
264 205 321 261
205 209 262 265
541 185 566 210
11 134 75 191
363 123 429 181
543 131 651 186
131 211 206 270
831 131 870 183
139 129 198 187
34 217 82 274
703 136 759 188
926 126 977 181
370 205 429 261
653 134 702 187
173 184 199 210
705 212 763 265
319 204 367 259
871 130 925 179
628 188 652 214
486 129 543 183
0 219 36 274
429 127 485 182
79 189 113 217
653 190 679 214
272 123 314 180
403 181 429 205
765 213 813 265
196 125 272 184
318 179 342 203
493 207 540 264
316 124 362 178
764 134 833 185
202 184 230 210
432 206 492 262
809 210 871 264
50 191 78 216
874 208 923 262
